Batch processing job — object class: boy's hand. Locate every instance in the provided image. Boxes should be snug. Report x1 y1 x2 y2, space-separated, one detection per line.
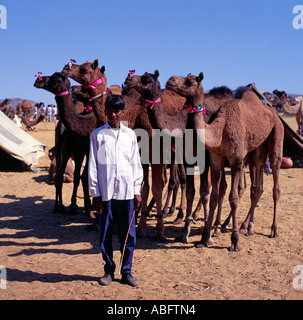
134 195 142 211
92 197 103 213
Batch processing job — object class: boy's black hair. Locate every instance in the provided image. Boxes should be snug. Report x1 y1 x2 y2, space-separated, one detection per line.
105 94 125 111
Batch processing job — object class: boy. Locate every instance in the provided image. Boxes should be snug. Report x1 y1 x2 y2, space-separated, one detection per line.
88 94 143 287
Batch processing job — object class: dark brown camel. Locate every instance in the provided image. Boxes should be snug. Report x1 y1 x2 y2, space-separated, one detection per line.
34 71 106 216
166 73 284 251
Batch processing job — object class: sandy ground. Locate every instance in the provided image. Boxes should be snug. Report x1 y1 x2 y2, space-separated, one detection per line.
0 117 303 301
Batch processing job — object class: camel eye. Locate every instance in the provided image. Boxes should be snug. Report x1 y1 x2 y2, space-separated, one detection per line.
141 76 151 85
80 68 88 75
185 79 192 87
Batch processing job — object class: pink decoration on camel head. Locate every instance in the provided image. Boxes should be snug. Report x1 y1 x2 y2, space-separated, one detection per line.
68 58 77 69
35 72 42 80
129 69 136 78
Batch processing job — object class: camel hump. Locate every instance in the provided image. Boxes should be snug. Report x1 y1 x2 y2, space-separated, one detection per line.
208 86 234 99
108 85 122 95
235 87 262 105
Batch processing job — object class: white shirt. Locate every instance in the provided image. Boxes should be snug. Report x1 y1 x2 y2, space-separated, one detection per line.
88 122 143 201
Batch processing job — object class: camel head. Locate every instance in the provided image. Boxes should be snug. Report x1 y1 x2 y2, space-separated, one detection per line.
165 73 204 101
34 72 71 95
273 89 287 100
61 59 107 87
124 70 161 98
3 98 12 104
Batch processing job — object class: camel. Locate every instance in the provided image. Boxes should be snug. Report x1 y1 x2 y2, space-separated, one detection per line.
34 70 106 216
166 73 284 251
48 147 74 183
0 99 12 116
273 89 303 136
17 100 34 118
20 114 45 131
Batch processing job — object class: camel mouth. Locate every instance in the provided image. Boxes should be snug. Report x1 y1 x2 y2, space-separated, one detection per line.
34 79 45 89
165 82 175 91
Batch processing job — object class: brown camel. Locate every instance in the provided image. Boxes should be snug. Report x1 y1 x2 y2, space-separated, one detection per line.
48 147 74 183
0 99 12 116
20 114 45 131
17 100 34 118
166 73 284 251
34 70 106 216
273 89 303 136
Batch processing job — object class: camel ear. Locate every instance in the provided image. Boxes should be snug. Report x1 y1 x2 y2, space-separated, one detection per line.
92 59 99 70
154 70 160 79
197 72 204 83
100 65 106 74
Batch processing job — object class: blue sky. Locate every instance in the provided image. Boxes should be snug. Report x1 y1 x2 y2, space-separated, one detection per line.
0 0 302 105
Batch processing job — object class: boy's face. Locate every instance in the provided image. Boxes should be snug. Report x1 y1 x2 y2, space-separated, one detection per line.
106 107 124 128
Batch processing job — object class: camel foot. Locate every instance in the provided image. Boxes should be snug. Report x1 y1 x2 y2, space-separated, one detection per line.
245 222 254 236
229 231 240 252
269 226 279 238
194 241 208 249
212 225 221 237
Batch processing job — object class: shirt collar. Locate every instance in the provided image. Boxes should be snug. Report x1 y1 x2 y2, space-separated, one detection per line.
105 121 127 131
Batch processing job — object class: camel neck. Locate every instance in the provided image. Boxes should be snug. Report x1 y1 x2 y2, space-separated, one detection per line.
55 93 97 136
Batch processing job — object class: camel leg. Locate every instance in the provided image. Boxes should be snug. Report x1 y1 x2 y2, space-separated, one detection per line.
228 158 244 252
240 147 266 236
70 151 85 214
151 164 166 242
222 165 247 231
81 157 92 216
268 152 282 238
193 152 210 222
162 164 178 218
179 170 195 243
173 163 187 224
213 168 227 237
197 154 224 248
54 153 71 214
137 164 150 237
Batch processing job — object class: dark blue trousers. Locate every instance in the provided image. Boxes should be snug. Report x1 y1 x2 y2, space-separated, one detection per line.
99 199 136 275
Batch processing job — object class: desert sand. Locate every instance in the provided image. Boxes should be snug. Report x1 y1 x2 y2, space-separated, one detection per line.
0 117 302 300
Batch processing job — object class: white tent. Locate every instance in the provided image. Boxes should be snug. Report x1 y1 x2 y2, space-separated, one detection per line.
0 111 45 169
